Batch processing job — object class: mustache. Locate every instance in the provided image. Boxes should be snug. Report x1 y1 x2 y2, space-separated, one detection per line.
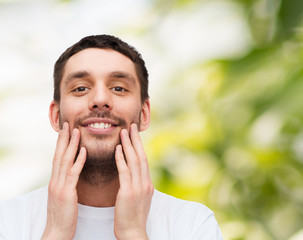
75 110 127 127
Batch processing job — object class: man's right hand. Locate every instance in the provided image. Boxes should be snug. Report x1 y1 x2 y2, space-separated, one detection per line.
42 122 86 240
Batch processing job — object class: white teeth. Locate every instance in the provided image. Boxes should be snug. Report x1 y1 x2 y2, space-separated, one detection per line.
89 123 112 129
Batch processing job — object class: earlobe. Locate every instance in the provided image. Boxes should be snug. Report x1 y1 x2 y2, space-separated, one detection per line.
139 99 151 132
49 100 60 132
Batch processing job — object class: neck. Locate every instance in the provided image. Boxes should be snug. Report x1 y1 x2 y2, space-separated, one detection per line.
77 177 120 207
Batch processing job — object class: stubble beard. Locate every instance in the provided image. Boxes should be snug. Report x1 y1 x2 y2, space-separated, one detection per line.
59 110 141 186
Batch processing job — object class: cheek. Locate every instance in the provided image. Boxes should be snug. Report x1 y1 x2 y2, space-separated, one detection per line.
59 101 83 126
117 100 142 122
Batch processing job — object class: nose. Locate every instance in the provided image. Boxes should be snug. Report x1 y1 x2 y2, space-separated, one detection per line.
89 85 113 111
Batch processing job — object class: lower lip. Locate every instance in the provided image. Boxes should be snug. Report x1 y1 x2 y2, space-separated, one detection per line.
83 125 117 135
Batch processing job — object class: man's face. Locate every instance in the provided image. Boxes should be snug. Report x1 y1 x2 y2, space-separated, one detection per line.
49 48 150 183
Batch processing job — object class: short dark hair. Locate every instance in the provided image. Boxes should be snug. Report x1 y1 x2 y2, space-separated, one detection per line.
53 34 149 103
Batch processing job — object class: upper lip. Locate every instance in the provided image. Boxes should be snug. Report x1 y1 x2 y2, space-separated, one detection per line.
81 118 119 126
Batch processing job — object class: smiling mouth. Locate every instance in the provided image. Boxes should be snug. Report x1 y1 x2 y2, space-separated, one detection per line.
80 116 123 135
88 123 112 129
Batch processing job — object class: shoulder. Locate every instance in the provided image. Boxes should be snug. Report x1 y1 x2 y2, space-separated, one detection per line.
0 186 48 239
0 186 48 211
149 190 223 239
151 189 213 219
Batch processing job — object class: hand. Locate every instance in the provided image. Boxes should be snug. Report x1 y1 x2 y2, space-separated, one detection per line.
114 123 154 240
42 122 86 240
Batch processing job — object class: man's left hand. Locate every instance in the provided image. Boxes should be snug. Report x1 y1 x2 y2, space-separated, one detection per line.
114 123 154 240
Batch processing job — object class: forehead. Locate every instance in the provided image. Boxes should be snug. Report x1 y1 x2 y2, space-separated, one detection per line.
62 48 138 83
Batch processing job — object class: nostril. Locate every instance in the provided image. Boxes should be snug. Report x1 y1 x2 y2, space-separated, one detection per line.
92 104 110 109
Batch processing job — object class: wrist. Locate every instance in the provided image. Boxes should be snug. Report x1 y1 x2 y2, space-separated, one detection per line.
42 229 74 240
115 230 148 240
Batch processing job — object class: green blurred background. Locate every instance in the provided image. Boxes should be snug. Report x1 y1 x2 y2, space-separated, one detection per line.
146 0 303 239
1 0 303 239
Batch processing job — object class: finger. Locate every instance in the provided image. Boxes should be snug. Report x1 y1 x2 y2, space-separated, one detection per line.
115 144 131 189
51 122 70 179
130 123 151 182
120 129 141 185
57 128 80 184
67 147 87 187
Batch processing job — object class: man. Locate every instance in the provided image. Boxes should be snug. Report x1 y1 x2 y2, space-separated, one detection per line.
0 35 222 239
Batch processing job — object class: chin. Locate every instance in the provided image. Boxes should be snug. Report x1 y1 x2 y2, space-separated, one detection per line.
79 139 119 185
80 139 119 158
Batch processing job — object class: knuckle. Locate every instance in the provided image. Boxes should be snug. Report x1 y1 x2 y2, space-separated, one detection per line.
57 191 68 202
149 185 154 195
67 170 75 179
67 168 78 180
59 158 65 166
119 166 129 175
133 156 140 165
143 183 154 195
48 182 55 194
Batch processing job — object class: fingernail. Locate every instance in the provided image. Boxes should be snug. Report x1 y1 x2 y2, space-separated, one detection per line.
122 129 128 136
72 128 78 137
63 122 68 130
80 147 86 155
131 123 137 131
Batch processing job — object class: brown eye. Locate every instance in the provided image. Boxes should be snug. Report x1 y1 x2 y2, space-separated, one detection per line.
74 87 88 92
111 87 126 92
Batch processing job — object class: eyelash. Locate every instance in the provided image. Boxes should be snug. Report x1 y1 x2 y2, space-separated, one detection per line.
111 87 126 92
72 86 127 94
73 87 89 92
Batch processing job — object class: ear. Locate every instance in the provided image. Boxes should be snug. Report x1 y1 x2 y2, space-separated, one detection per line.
139 99 151 132
49 100 60 132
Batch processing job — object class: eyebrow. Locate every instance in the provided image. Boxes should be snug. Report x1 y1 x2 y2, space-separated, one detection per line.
63 70 137 86
110 71 137 85
64 70 90 86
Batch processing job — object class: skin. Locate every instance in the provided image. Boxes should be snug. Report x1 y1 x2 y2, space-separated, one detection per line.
43 48 153 240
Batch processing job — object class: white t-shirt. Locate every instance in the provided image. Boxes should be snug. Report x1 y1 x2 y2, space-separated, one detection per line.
0 187 222 240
